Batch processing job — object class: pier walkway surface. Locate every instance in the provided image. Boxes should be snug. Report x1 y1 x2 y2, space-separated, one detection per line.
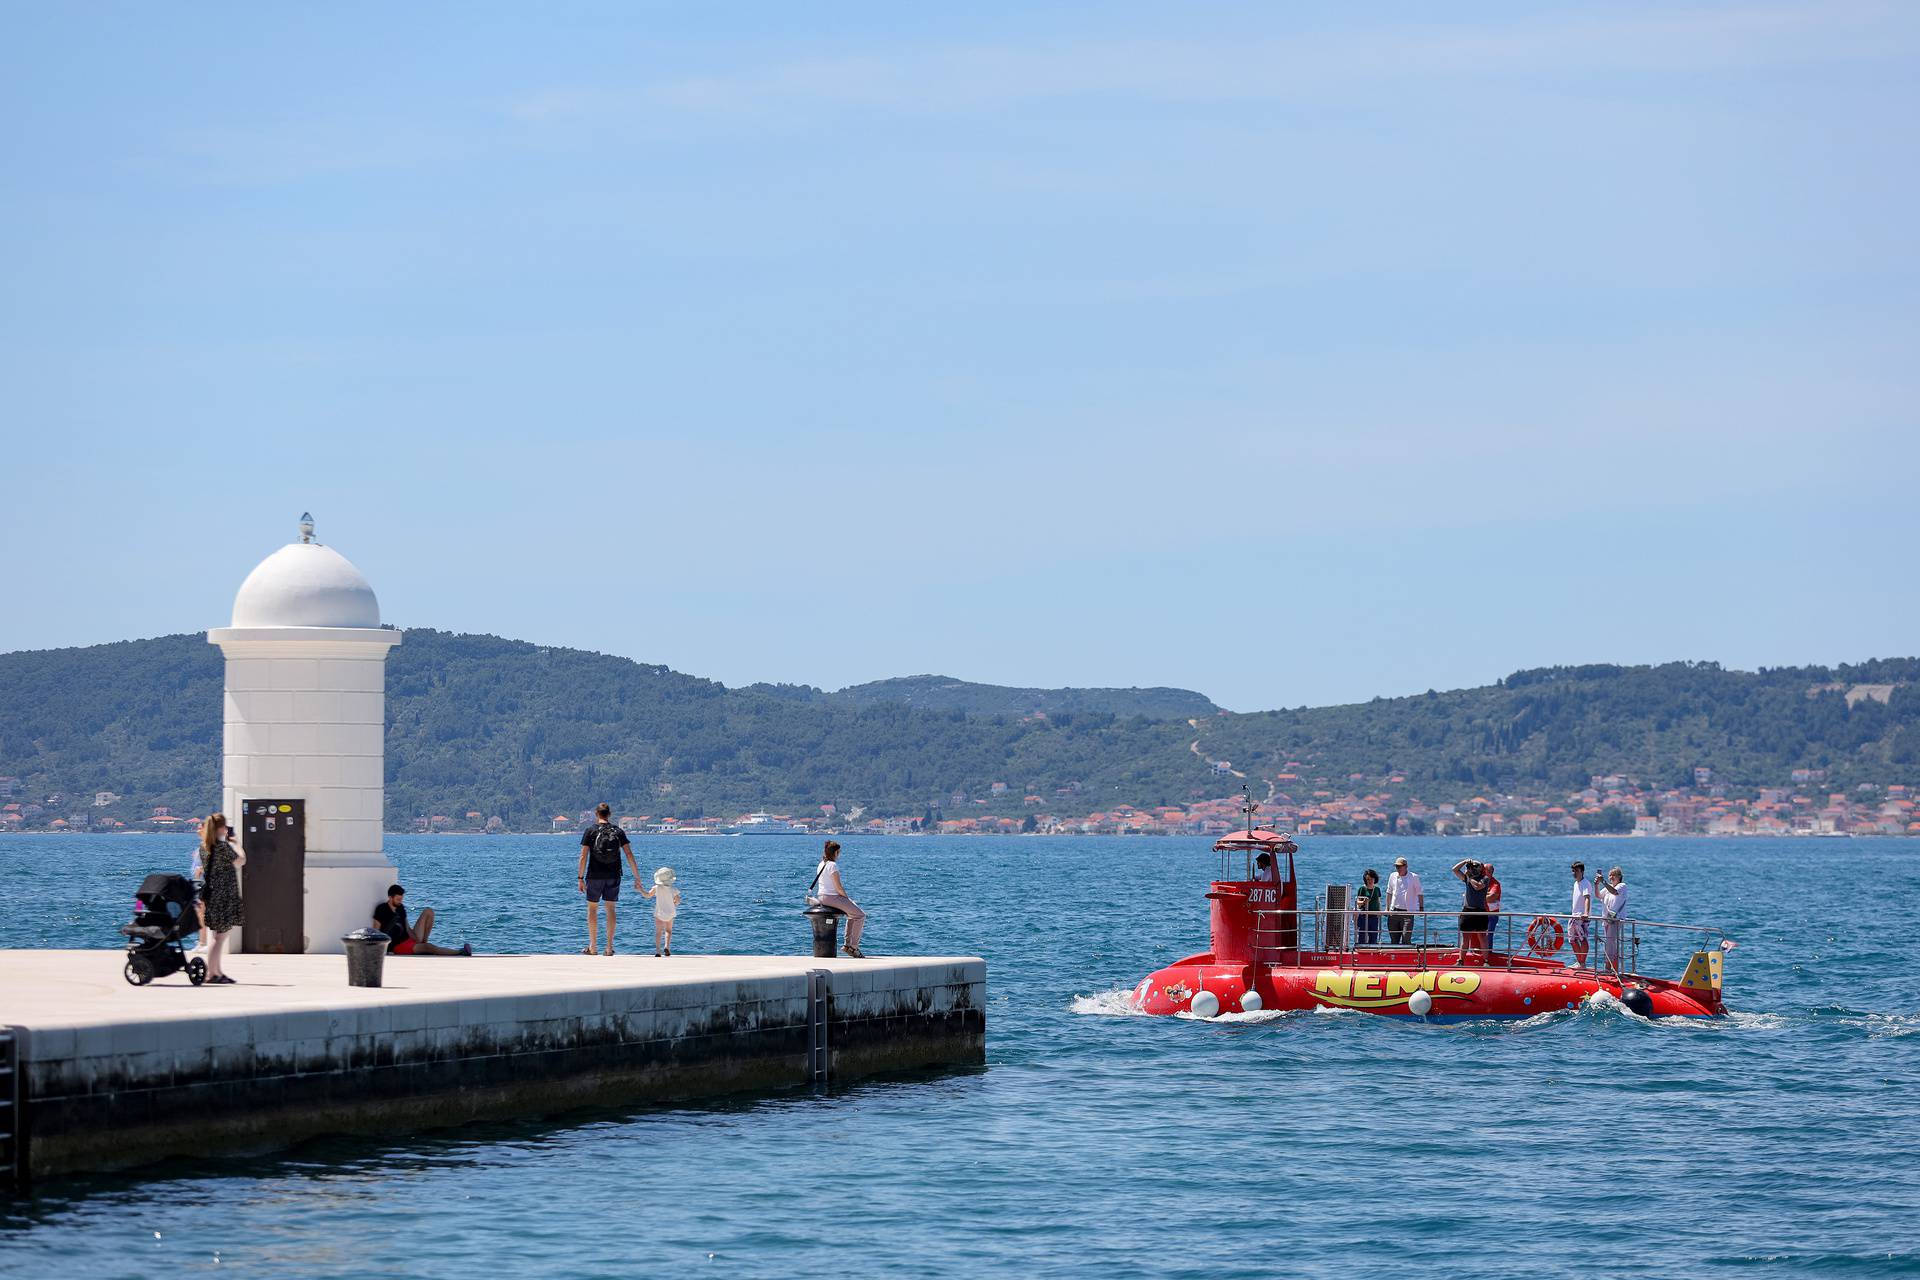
0 949 986 1183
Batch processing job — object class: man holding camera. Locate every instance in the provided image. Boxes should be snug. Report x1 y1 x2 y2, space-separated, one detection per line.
1596 865 1629 973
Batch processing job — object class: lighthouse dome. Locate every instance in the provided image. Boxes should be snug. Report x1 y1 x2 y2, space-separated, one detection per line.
231 537 381 629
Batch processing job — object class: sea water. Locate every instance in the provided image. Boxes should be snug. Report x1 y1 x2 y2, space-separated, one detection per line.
1 833 1917 1277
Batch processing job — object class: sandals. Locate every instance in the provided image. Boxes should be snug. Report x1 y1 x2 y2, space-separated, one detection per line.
580 946 596 955
209 974 236 985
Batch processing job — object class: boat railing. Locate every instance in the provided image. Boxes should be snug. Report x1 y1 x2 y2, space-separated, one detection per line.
1247 906 1727 980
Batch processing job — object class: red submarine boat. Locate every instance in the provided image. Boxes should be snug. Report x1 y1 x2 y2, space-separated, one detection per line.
1131 798 1731 1020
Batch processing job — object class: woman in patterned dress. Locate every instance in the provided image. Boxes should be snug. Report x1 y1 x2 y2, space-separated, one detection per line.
199 813 245 985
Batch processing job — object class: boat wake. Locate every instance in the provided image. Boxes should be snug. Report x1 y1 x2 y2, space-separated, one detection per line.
1806 1006 1920 1038
1176 1006 1295 1024
1068 987 1346 1024
1069 985 1808 1033
1559 993 1790 1032
1068 988 1151 1017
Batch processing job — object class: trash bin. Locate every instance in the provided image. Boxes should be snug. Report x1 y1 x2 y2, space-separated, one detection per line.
804 904 844 959
342 928 389 988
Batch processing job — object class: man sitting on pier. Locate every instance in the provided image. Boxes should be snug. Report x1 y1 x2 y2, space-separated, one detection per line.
373 885 470 956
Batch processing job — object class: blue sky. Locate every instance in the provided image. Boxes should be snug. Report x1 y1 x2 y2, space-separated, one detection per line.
2 2 1915 710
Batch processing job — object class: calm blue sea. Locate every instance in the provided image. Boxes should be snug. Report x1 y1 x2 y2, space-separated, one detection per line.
2 833 1918 1278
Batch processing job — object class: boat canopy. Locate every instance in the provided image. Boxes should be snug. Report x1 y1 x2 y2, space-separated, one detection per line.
1212 829 1297 852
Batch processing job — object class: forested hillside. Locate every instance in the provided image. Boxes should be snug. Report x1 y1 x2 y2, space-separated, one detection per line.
743 675 1219 720
2 633 1916 830
1196 659 1920 799
0 631 1204 827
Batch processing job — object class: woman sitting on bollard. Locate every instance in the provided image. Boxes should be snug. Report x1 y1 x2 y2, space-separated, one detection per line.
811 841 867 958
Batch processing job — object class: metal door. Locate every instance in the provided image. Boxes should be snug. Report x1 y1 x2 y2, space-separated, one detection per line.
239 798 305 953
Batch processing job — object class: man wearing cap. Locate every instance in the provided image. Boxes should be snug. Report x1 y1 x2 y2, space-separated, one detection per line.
1568 861 1594 966
1384 857 1422 946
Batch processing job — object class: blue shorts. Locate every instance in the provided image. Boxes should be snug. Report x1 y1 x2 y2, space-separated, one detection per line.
584 876 621 903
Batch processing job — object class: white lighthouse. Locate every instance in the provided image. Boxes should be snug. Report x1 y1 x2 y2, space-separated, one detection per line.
207 515 403 954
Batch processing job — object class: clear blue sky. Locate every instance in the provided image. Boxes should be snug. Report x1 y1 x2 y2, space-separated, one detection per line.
3 2 1915 710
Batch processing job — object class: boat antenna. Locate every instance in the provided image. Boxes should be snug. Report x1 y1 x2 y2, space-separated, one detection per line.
1239 782 1259 881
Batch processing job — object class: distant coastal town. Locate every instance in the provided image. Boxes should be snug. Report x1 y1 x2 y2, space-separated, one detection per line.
8 765 1916 837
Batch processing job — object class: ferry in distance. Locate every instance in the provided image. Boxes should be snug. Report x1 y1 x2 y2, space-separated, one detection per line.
1129 792 1734 1020
728 813 810 836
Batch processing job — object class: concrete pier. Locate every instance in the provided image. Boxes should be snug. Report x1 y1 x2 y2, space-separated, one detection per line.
0 950 986 1182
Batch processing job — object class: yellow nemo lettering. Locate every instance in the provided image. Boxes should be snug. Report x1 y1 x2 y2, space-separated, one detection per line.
1385 971 1435 997
1314 972 1353 998
1308 970 1481 1009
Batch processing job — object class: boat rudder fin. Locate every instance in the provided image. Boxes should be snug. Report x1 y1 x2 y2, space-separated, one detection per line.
1679 948 1722 996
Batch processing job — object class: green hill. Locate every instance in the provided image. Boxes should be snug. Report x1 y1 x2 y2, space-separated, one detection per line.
743 674 1220 720
1 633 1916 830
0 631 1203 828
1193 659 1920 800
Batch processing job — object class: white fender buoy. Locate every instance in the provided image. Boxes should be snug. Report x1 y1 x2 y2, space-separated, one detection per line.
1190 990 1220 1018
1407 989 1433 1017
1239 990 1263 1013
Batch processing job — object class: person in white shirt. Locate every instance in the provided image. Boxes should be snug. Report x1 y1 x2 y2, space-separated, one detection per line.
1253 852 1280 882
1384 857 1423 946
640 867 681 958
810 840 866 958
1567 860 1594 967
1596 866 1629 973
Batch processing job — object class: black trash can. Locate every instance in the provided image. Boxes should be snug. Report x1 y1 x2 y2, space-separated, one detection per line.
342 928 389 987
804 904 844 959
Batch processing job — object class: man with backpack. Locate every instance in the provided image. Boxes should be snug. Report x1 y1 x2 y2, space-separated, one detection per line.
578 803 642 955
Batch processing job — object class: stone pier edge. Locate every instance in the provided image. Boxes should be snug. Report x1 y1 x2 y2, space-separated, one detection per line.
18 960 986 1180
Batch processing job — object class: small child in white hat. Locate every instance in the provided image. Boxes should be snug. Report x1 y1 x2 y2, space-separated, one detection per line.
641 867 680 957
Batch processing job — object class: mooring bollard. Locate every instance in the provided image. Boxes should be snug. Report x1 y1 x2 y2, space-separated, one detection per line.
342 929 389 987
804 904 844 959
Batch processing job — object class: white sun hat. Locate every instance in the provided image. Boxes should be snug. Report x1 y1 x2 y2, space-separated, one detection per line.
654 867 676 886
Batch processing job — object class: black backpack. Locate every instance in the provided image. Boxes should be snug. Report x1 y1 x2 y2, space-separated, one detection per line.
589 823 624 870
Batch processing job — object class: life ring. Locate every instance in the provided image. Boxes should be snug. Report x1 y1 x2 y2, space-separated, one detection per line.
1526 915 1565 956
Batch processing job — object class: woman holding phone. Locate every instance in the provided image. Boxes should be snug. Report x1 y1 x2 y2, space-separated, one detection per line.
198 813 246 984
1355 868 1383 947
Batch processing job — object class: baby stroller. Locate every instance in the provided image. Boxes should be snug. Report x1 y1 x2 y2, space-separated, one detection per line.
121 872 206 986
